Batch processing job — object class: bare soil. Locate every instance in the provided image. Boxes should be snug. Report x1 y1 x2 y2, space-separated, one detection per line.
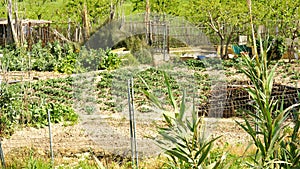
1 115 250 160
0 71 69 84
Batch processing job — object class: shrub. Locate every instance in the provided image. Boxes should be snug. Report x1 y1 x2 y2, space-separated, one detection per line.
79 47 121 71
99 48 122 70
132 48 153 64
125 36 153 65
121 53 140 67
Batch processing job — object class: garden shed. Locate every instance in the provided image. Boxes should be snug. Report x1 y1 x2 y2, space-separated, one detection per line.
0 19 52 46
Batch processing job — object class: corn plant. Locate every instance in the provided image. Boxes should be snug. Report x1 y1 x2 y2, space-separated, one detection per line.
237 36 300 168
141 72 225 169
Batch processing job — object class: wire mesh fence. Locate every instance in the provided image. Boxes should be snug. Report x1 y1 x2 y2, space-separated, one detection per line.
199 81 300 118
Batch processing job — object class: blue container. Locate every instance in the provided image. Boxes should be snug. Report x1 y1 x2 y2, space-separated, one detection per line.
197 55 206 60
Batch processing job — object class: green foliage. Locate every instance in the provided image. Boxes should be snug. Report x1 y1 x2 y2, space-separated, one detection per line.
222 58 241 68
0 45 28 71
133 48 153 65
280 111 300 169
25 150 52 169
0 41 80 74
120 53 140 67
0 42 121 74
6 149 97 169
79 47 121 71
96 66 209 114
99 49 122 70
237 39 300 168
184 59 207 70
140 72 225 168
257 35 287 61
131 0 181 15
0 76 78 137
0 0 115 31
126 36 153 65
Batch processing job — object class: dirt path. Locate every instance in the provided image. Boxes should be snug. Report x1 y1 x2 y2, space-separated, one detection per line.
1 113 250 160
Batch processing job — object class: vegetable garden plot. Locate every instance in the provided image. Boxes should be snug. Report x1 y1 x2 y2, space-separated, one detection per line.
97 67 214 117
0 76 77 136
73 61 226 157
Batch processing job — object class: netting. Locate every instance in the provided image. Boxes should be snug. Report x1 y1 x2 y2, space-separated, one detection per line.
199 81 300 118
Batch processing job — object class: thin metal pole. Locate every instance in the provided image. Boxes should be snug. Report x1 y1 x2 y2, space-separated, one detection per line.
193 86 195 113
131 78 138 168
0 75 5 169
47 109 54 167
127 79 135 168
0 140 6 169
255 110 259 136
163 22 166 61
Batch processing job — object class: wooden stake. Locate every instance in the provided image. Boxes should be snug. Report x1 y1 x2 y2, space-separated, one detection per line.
145 0 150 44
247 0 258 61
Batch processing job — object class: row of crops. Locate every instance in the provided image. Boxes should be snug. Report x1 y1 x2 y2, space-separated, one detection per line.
0 76 77 136
96 66 213 114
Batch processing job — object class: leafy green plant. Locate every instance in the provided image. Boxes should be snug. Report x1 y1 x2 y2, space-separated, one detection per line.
257 35 286 61
185 59 207 70
0 41 82 74
99 48 122 70
279 94 300 169
237 37 300 168
291 70 300 80
79 47 121 71
141 72 225 168
0 76 78 137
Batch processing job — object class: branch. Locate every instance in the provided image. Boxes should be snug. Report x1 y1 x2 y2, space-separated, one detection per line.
207 11 224 40
207 12 218 32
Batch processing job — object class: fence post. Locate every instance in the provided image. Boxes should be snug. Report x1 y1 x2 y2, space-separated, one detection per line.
0 74 4 168
47 109 54 167
127 78 138 168
127 79 134 168
0 139 6 169
131 78 138 168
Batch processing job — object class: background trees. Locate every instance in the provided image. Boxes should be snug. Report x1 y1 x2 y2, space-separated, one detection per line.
185 0 249 59
0 0 299 59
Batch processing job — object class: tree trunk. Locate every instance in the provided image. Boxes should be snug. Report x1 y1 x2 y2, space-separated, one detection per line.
109 0 115 22
7 0 19 46
82 3 90 41
219 38 225 59
224 28 234 59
